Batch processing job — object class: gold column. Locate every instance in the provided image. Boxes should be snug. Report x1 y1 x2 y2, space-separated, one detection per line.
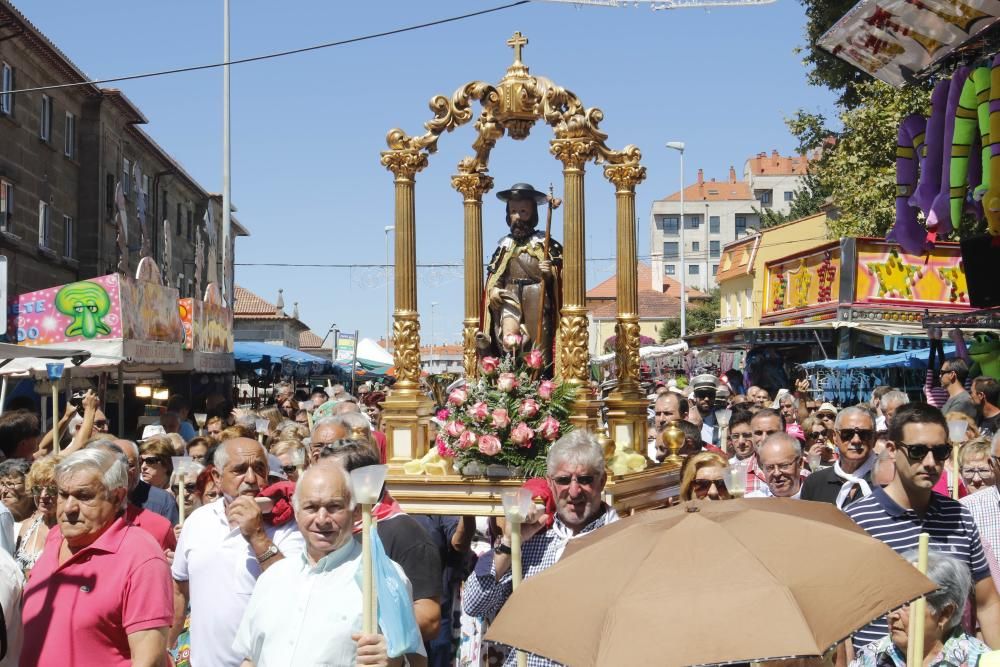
551 139 600 430
452 173 494 379
379 149 434 470
603 162 649 452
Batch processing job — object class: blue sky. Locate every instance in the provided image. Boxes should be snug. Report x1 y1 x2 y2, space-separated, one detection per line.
19 0 838 346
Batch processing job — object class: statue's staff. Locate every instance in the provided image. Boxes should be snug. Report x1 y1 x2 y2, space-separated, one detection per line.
535 184 562 351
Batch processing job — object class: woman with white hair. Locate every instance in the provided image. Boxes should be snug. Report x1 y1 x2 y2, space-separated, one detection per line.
850 550 989 667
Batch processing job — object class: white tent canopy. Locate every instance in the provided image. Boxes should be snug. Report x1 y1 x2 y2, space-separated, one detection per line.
591 342 688 365
354 337 394 366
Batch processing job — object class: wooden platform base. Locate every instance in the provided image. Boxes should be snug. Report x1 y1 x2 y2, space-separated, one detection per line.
387 462 681 517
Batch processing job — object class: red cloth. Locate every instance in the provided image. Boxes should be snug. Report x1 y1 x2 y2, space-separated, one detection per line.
372 430 388 464
521 477 555 528
352 490 404 534
932 467 968 499
125 503 177 551
20 517 173 667
259 481 296 526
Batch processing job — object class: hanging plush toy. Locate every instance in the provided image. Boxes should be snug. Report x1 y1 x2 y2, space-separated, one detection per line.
984 53 1000 236
913 79 950 216
969 332 1000 380
891 114 929 254
929 65 973 238
948 67 990 231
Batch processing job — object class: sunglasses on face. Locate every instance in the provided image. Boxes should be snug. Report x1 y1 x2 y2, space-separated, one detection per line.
753 429 780 438
692 478 727 493
281 465 298 475
32 485 57 498
897 443 952 463
140 456 163 467
552 474 596 486
810 429 829 440
694 391 716 399
837 428 874 442
940 368 954 375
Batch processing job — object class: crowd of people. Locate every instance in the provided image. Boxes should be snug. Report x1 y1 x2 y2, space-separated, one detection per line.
0 358 996 666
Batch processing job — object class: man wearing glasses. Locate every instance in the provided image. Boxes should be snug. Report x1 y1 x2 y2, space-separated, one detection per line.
961 431 1000 593
846 403 1000 652
939 359 977 420
746 432 806 499
800 406 877 509
464 430 618 667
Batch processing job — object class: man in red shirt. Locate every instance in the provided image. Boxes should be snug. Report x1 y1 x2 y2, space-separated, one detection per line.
19 448 173 666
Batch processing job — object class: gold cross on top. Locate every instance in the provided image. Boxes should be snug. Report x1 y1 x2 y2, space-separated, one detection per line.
506 31 528 63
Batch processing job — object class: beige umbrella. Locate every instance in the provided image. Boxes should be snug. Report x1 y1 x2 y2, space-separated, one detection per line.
485 499 935 667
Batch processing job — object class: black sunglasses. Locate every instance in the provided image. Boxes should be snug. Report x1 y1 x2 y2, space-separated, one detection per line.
837 428 874 442
140 456 163 466
552 474 596 486
692 478 727 493
281 465 298 475
898 443 952 463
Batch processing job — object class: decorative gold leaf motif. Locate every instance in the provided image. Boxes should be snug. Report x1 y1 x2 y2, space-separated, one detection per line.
392 314 422 386
558 312 591 385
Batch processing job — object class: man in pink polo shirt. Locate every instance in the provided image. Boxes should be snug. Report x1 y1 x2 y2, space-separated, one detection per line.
19 448 172 667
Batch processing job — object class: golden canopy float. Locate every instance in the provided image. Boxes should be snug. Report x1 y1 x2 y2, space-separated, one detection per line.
3 259 186 434
380 33 678 516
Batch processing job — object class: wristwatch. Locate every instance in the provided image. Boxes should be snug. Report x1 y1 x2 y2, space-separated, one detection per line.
494 542 512 556
256 544 280 564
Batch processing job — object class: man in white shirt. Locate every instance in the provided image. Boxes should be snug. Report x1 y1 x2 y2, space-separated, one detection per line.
746 432 806 499
234 461 400 667
172 438 305 667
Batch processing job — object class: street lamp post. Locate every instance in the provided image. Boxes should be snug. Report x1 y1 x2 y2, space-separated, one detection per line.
666 141 687 337
384 225 395 350
430 301 438 348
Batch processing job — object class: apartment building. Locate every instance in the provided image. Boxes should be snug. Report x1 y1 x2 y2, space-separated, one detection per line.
743 150 810 216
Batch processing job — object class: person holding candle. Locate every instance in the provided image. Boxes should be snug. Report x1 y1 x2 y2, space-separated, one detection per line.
232 461 403 666
845 403 1000 652
850 550 988 667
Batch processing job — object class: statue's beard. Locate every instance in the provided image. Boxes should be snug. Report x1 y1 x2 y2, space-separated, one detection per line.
509 217 535 242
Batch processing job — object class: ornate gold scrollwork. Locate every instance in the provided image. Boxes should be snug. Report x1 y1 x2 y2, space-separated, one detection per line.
451 173 494 201
558 311 591 384
615 317 641 390
604 162 647 192
392 313 422 386
550 139 597 169
380 149 429 180
462 322 479 379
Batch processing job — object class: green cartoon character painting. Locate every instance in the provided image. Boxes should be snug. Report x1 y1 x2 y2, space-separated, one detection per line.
55 282 112 339
969 332 1000 380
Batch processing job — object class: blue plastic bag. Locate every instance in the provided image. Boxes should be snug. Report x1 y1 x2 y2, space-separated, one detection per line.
355 526 423 658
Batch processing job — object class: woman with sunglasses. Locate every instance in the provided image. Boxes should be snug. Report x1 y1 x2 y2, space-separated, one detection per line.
679 452 731 501
139 437 175 490
14 455 59 575
801 415 837 470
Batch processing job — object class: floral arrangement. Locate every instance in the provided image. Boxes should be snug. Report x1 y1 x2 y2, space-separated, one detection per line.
435 336 576 478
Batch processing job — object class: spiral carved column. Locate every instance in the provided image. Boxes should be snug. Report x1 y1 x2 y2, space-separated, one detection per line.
379 149 434 469
453 173 493 379
603 161 649 453
551 139 600 430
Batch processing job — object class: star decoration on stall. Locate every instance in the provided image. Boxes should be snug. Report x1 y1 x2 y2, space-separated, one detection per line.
938 263 968 303
791 259 812 308
867 248 922 299
817 252 837 302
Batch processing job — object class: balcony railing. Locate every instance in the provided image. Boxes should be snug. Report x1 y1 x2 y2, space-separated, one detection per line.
716 316 744 328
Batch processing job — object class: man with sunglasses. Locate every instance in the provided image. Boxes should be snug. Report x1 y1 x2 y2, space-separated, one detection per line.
799 406 877 509
690 374 720 446
939 359 977 420
846 403 1000 651
464 431 618 667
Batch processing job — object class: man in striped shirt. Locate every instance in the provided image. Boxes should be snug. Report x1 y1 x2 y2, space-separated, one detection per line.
845 403 1000 652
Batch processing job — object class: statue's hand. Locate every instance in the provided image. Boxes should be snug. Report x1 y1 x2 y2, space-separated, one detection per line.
538 260 552 276
489 287 505 307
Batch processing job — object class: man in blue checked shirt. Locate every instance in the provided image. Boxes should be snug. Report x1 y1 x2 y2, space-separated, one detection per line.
463 431 619 667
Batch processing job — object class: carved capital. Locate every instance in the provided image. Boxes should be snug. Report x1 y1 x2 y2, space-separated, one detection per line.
392 312 422 386
604 162 647 192
558 311 591 384
550 140 596 170
380 149 429 180
451 173 495 202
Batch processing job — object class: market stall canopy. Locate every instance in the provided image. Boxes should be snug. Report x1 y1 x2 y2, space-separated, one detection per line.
0 339 124 377
333 337 394 376
233 341 335 376
0 342 92 369
591 342 687 365
800 344 956 370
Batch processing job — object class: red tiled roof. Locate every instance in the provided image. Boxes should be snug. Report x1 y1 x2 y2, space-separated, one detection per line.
587 291 685 319
587 262 709 300
662 179 752 203
233 286 290 320
746 150 810 176
299 330 325 348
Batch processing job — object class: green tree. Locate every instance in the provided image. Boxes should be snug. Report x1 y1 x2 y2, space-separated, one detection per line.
657 318 680 343
687 288 722 334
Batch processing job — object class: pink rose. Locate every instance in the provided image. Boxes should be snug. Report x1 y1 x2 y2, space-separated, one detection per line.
538 380 555 401
538 415 561 441
520 398 540 418
436 437 455 458
491 408 511 430
502 333 523 350
497 373 518 393
458 430 477 450
448 388 468 406
480 356 500 375
467 401 489 422
510 422 535 447
525 349 544 369
436 408 450 421
478 434 502 456
444 420 466 438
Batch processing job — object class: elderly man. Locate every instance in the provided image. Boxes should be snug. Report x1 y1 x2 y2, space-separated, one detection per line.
743 408 784 495
962 431 1000 587
233 462 399 666
322 441 442 642
310 417 350 462
20 448 173 666
463 430 618 666
846 403 1000 651
746 433 806 499
747 386 770 410
172 437 305 667
115 438 178 525
878 390 909 431
800 406 876 508
690 374 719 446
649 392 688 459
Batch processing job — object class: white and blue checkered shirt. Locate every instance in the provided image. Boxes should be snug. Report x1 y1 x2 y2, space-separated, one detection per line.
962 485 1000 571
463 506 619 667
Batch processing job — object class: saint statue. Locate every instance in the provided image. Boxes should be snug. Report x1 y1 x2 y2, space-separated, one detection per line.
477 183 562 376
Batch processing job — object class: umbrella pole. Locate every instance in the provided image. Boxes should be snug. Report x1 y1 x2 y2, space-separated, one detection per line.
51 383 60 455
951 444 960 500
907 532 930 667
178 472 186 525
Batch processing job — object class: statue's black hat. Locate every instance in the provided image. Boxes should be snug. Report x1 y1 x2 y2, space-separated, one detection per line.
496 183 548 204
